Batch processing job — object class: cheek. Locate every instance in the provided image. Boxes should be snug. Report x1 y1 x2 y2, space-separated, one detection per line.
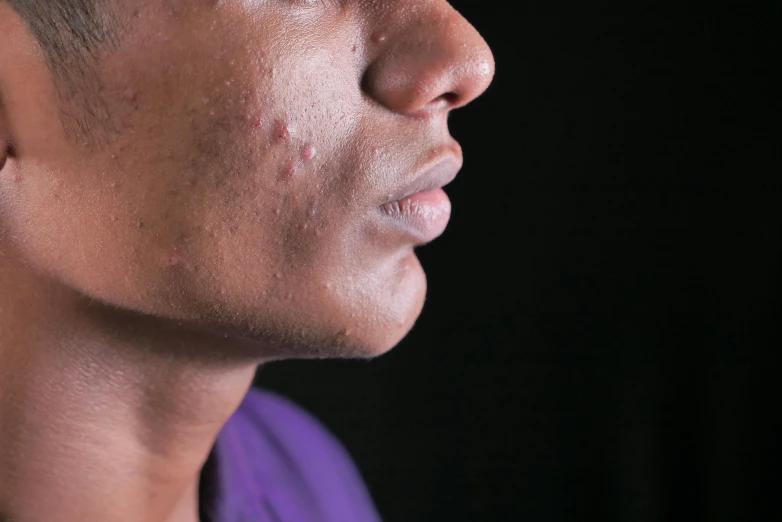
180 81 361 265
77 16 369 306
0 160 156 309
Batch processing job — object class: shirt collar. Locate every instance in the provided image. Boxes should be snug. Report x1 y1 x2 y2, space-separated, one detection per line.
200 411 269 522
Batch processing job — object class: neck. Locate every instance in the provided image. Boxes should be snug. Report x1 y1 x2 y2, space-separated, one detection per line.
0 258 265 522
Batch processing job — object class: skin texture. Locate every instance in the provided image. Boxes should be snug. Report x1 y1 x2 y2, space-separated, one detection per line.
0 1 493 521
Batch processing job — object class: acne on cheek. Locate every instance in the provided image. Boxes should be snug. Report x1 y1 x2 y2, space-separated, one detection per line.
281 160 297 181
162 247 181 267
277 141 319 182
246 111 285 150
273 119 291 142
372 30 388 44
245 110 319 184
300 143 317 163
250 112 263 129
122 88 140 110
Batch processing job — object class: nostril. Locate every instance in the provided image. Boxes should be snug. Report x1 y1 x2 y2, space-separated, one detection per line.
0 144 13 171
441 92 460 105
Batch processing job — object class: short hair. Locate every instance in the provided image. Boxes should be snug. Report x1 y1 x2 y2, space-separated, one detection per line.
6 0 122 146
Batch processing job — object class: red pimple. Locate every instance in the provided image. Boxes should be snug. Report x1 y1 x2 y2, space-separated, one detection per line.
163 247 180 267
300 143 316 163
274 119 290 142
250 111 263 129
281 160 297 180
123 88 139 109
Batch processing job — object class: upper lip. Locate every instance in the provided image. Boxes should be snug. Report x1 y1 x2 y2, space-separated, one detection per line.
381 152 464 206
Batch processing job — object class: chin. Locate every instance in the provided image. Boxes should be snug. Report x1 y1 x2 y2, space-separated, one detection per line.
136 244 430 360
306 280 426 360
306 304 425 360
242 253 429 360
229 306 423 361
345 250 429 358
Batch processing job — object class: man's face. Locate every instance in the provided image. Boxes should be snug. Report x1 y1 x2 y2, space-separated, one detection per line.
0 0 493 357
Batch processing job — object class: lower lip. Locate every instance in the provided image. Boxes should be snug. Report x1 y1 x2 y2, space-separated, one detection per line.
379 188 453 243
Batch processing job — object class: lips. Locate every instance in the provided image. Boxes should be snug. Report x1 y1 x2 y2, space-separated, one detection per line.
378 155 462 243
381 155 462 206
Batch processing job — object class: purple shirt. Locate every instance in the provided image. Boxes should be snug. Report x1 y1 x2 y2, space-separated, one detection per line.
198 387 382 522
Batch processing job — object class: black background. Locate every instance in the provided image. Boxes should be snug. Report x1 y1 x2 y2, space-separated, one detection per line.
257 5 779 522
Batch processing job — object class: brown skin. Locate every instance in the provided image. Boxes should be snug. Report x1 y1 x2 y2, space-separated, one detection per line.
0 0 494 521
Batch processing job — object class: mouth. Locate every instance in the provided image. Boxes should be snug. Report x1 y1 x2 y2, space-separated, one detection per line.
379 154 463 244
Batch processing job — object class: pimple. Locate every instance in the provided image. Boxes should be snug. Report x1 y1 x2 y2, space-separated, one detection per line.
136 218 144 229
122 88 140 111
273 119 291 142
163 247 180 267
250 111 263 129
300 143 317 163
280 160 297 180
372 31 388 44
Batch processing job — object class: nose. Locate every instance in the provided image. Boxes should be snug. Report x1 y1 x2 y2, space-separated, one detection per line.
363 2 495 117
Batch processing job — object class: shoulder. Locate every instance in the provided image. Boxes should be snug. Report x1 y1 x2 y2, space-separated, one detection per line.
226 386 381 521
